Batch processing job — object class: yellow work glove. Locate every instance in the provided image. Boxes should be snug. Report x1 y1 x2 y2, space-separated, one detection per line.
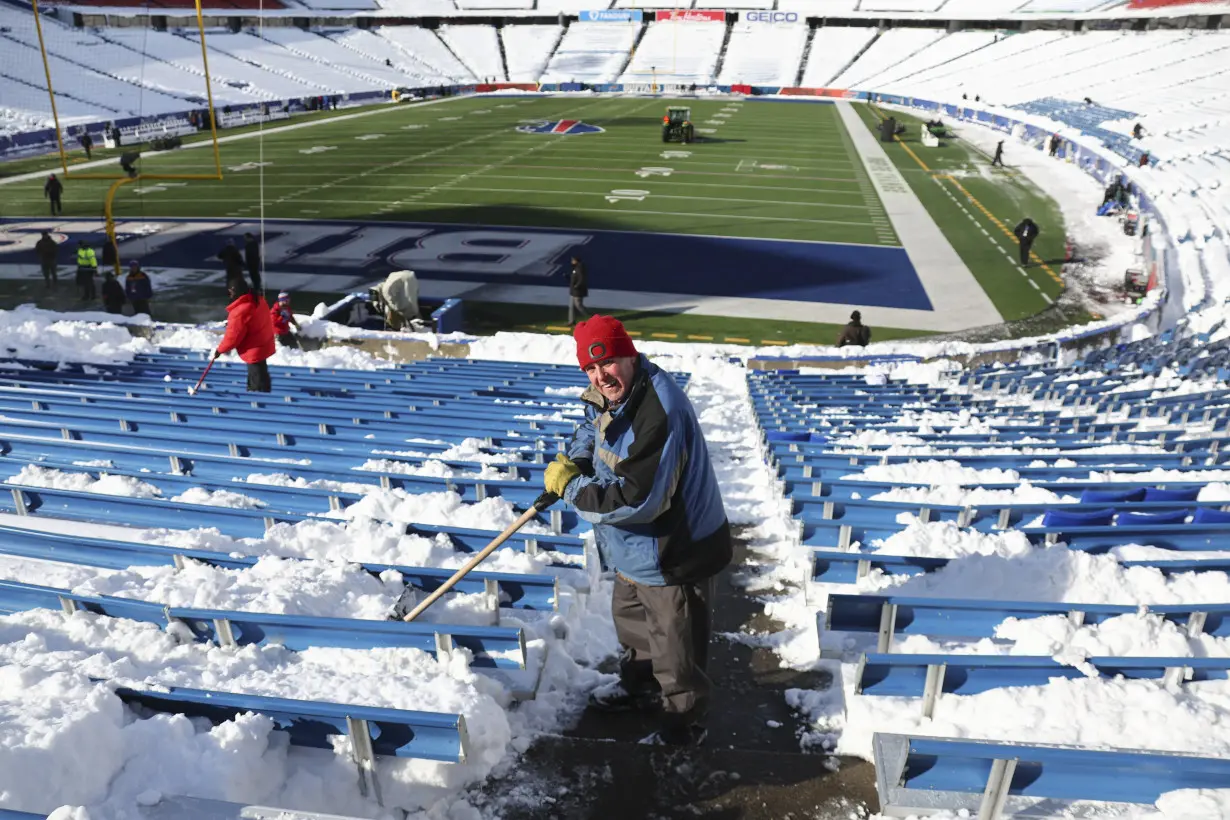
544 452 583 497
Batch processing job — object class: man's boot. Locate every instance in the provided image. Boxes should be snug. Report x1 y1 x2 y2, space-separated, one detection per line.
587 679 661 713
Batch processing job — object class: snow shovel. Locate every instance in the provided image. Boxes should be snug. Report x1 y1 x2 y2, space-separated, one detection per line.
187 357 215 396
401 490 559 623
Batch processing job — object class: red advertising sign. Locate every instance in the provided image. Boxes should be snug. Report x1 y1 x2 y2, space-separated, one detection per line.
781 87 857 98
1129 0 1220 7
655 9 726 21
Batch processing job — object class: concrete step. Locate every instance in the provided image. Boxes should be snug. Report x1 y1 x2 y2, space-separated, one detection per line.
483 734 875 820
472 534 876 818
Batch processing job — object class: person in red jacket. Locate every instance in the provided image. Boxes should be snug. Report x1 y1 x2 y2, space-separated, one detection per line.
270 291 300 348
212 276 276 392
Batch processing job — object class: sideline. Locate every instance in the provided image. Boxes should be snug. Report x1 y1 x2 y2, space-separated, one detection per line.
835 101 1004 328
0 94 474 187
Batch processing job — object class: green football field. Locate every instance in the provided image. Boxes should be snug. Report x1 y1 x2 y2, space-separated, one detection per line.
1 95 1078 344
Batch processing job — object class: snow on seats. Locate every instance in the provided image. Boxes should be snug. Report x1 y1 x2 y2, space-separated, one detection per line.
619 21 725 86
831 27 946 89
373 25 476 82
439 25 506 82
799 26 877 89
539 22 639 85
501 25 563 82
718 23 808 87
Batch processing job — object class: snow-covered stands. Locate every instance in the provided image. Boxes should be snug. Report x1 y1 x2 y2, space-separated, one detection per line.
0 351 629 802
747 329 1230 816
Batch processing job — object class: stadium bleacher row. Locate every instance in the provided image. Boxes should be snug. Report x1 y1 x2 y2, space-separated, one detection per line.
749 322 1230 815
8 325 1230 817
0 352 673 803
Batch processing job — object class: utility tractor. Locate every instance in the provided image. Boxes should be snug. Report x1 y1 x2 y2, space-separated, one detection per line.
661 107 694 143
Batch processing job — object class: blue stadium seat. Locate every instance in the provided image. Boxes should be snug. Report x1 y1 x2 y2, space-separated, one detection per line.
874 733 1230 817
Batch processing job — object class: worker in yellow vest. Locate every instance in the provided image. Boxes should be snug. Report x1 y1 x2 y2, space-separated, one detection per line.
75 240 98 301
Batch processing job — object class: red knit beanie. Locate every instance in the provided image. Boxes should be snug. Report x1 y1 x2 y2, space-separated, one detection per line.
574 315 638 369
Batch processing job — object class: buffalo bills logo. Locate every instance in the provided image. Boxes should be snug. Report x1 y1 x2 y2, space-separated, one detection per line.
516 120 605 136
588 341 607 361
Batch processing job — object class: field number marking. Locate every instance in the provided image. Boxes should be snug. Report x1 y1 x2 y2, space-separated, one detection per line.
133 182 187 194
606 189 650 203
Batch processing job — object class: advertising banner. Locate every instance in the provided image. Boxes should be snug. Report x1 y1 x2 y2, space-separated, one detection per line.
1128 0 1220 7
780 87 859 99
741 10 799 22
580 9 643 21
655 9 725 21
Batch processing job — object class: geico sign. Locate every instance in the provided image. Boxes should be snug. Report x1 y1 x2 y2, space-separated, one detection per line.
744 10 799 21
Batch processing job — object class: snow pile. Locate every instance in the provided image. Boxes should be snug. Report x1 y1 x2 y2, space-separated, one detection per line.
869 482 1076 506
151 323 399 371
0 306 154 365
7 464 161 500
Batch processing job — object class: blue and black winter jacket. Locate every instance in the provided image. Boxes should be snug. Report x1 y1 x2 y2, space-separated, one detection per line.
564 354 732 586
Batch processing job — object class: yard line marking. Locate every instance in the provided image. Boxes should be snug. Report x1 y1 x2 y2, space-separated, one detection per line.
273 95 632 209
687 334 714 341
207 173 867 198
724 337 751 343
0 93 475 187
650 332 678 339
207 183 879 212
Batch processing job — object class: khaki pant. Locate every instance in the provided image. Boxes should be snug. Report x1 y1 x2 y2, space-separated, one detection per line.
569 296 588 325
611 573 716 722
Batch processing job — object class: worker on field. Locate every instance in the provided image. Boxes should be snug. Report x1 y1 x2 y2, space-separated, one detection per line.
218 238 245 284
125 260 153 318
75 239 97 301
568 256 590 325
35 231 59 290
44 174 63 216
101 270 126 315
78 131 93 160
119 151 140 179
991 140 1005 167
244 232 263 294
1014 217 1040 267
837 310 872 348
